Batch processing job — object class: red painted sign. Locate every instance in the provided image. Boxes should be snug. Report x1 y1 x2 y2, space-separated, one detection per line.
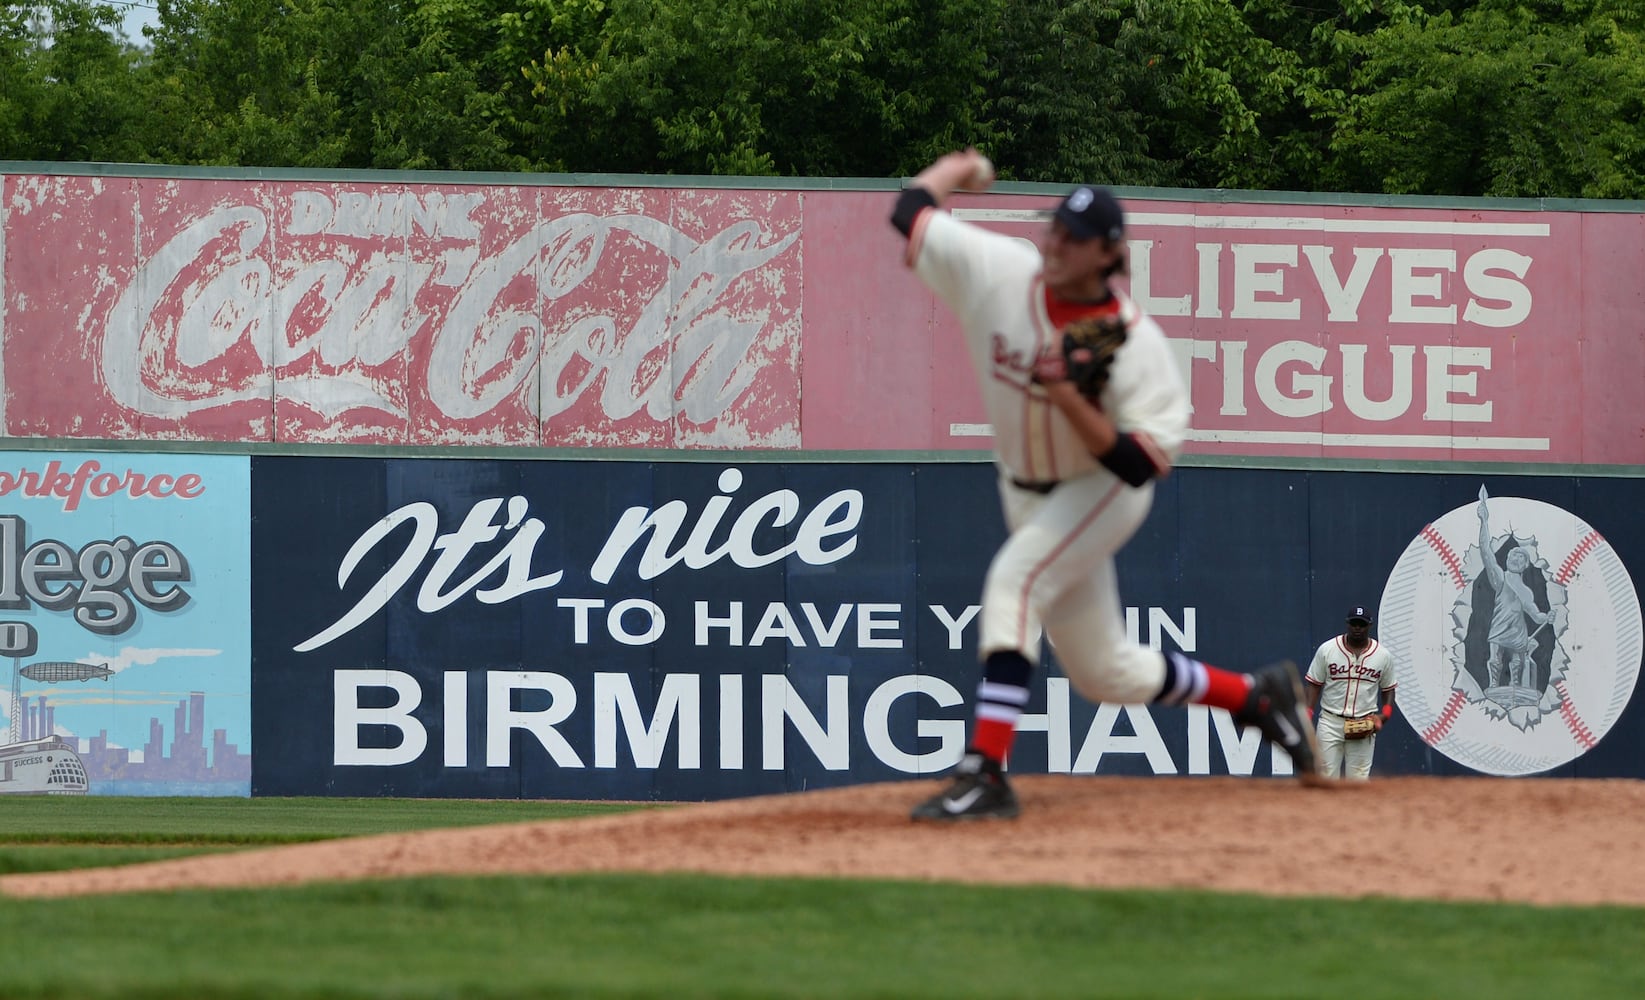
4 172 1641 464
1 176 802 447
800 192 1645 465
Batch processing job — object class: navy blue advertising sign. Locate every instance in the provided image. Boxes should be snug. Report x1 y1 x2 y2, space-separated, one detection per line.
251 459 1645 798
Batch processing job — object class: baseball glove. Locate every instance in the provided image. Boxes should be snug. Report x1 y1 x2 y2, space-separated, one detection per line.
1059 314 1128 399
1343 716 1379 740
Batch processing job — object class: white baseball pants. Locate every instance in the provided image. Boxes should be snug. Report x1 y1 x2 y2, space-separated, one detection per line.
1316 712 1377 780
980 471 1166 704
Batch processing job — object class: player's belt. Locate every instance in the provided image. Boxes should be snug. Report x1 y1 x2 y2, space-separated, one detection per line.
1010 478 1059 494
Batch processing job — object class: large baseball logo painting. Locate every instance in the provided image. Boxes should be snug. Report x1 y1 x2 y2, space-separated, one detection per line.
1380 487 1643 775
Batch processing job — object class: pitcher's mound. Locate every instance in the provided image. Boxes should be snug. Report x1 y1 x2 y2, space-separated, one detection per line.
4 776 1640 906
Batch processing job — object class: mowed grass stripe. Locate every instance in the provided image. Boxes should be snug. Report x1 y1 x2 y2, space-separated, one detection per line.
0 797 649 874
0 797 1642 998
0 796 646 841
0 873 1642 999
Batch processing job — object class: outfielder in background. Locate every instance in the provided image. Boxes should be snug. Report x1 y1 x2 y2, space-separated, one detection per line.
1305 606 1397 781
889 148 1322 821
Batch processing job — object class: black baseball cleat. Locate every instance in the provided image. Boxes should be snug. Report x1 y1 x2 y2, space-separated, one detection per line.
911 752 1020 821
1236 660 1324 783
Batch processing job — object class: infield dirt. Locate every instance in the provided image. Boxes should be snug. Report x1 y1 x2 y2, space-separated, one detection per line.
2 775 1639 906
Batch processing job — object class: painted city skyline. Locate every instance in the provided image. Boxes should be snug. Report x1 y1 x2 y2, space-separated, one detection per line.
12 689 249 793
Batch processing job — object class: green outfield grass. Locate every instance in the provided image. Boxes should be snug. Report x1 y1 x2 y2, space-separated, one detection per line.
1 797 1641 999
0 796 643 874
0 795 641 842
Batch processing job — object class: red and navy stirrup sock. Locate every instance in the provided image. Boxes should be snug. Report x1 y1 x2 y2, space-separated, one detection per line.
1158 650 1250 712
969 651 1034 764
970 650 1252 765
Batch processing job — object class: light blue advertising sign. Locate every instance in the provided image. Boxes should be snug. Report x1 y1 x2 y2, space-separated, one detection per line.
0 453 250 795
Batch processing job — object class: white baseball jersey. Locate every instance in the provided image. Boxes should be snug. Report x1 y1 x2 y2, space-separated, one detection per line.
905 210 1190 484
903 207 1191 703
1306 635 1396 717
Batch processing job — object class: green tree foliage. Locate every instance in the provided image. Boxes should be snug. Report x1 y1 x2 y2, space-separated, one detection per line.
986 0 1185 186
1326 0 1645 197
1 1 147 161
142 0 523 169
0 5 35 152
1137 0 1309 190
1 0 1643 199
141 0 345 165
518 0 1002 176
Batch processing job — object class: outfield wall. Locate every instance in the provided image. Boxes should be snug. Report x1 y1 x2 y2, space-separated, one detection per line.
1 449 1638 797
3 166 1644 465
1 165 1641 797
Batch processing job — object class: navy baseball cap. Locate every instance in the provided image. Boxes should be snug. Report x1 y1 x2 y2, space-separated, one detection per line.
1054 186 1125 242
1346 606 1373 624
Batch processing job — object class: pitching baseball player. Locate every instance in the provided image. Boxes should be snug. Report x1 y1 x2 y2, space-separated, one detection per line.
891 148 1321 822
1305 606 1397 781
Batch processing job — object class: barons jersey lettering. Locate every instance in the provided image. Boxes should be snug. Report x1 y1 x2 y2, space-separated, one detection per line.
1306 635 1396 718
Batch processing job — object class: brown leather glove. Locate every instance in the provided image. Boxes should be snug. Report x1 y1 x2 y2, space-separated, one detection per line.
1343 716 1379 740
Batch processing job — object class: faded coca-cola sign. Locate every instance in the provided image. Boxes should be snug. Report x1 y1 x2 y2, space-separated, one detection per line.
2 177 803 447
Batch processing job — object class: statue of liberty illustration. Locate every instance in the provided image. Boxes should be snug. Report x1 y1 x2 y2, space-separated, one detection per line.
1453 487 1571 727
